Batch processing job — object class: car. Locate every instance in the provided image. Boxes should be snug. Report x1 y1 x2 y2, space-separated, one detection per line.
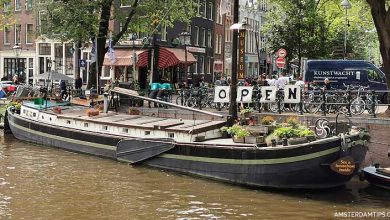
302 60 388 103
0 81 16 93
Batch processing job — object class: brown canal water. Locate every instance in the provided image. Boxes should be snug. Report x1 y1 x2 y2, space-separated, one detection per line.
0 134 389 220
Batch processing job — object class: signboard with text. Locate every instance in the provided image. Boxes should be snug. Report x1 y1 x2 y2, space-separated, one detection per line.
238 30 246 79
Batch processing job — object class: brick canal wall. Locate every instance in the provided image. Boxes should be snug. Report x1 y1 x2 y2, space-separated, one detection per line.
127 107 390 167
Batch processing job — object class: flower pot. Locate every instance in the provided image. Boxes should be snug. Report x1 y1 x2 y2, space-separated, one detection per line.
233 136 245 143
244 136 257 144
306 135 316 142
288 137 308 145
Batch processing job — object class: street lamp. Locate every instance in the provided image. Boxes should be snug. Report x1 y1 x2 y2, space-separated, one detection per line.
179 30 191 82
341 0 352 60
130 33 138 82
12 43 22 81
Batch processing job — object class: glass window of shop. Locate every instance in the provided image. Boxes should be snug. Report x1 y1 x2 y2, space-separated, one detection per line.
54 43 63 72
3 58 26 81
65 44 74 75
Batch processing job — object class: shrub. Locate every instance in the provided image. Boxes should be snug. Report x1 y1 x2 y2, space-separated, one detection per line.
298 128 315 137
220 126 229 133
272 125 314 139
261 116 275 125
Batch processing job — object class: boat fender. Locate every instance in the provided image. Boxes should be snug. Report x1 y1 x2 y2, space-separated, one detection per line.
340 133 347 152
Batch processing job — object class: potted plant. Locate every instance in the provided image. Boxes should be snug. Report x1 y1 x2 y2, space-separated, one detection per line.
239 108 253 118
219 126 231 138
128 108 140 115
227 125 250 143
260 115 276 134
52 106 62 114
86 108 99 117
261 115 275 125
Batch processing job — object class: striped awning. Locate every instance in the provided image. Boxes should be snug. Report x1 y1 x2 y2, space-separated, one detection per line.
103 49 145 66
136 47 197 68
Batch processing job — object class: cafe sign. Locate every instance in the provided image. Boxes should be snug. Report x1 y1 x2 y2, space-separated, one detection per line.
330 156 356 175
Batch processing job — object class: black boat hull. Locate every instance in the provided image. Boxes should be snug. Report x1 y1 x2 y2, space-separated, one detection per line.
362 166 390 190
7 110 369 189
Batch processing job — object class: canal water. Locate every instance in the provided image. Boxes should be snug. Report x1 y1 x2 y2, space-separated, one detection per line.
0 134 389 219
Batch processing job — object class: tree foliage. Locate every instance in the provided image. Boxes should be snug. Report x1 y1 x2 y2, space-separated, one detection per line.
0 0 15 31
265 0 378 63
39 0 197 87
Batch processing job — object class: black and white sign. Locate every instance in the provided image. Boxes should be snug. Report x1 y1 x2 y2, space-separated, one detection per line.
284 85 300 103
237 86 253 103
214 86 230 103
260 86 277 103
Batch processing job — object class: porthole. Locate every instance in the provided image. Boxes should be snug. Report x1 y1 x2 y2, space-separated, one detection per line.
168 133 174 138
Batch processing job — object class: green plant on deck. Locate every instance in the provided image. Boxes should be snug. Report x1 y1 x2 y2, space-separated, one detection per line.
227 124 250 138
220 126 229 133
285 116 299 128
272 126 314 139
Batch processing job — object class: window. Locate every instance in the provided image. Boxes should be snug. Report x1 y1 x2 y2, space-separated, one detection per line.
195 26 199 46
367 68 384 82
26 0 33 10
39 43 51 55
84 123 89 127
38 10 48 34
67 120 71 124
168 133 175 138
199 56 204 74
216 4 222 24
4 27 10 45
15 24 21 44
15 0 21 11
145 131 151 135
207 30 212 48
65 44 73 75
201 28 205 47
203 0 207 18
122 128 129 133
26 24 34 44
33 113 36 117
193 55 198 74
209 2 213 20
3 1 10 11
102 125 108 130
215 35 219 53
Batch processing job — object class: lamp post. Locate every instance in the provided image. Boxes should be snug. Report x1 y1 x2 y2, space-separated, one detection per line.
130 33 138 82
341 0 352 60
179 30 191 82
12 43 22 81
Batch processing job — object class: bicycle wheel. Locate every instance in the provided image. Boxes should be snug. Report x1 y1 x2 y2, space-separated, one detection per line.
186 97 197 108
366 99 379 114
175 95 184 105
350 98 365 115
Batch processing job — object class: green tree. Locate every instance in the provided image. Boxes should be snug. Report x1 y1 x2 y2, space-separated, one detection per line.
39 0 196 88
0 0 15 31
366 0 390 110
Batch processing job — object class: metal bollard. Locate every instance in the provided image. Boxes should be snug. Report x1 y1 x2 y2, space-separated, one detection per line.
321 89 326 116
346 89 352 117
370 90 377 118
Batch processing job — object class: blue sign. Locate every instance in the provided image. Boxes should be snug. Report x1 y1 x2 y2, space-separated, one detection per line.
79 59 87 68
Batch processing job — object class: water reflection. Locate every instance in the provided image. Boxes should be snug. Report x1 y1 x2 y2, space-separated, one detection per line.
0 134 389 219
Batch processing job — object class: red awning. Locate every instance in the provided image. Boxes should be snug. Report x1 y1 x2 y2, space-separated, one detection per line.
136 47 197 68
158 47 197 68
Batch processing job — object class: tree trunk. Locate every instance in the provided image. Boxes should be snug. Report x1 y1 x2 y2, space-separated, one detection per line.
367 0 390 113
87 0 112 89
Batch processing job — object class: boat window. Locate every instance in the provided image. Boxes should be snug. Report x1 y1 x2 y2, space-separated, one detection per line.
168 133 174 138
103 125 108 131
33 113 36 117
145 131 151 135
49 117 52 121
122 128 128 133
42 115 44 119
67 120 71 124
84 123 89 127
